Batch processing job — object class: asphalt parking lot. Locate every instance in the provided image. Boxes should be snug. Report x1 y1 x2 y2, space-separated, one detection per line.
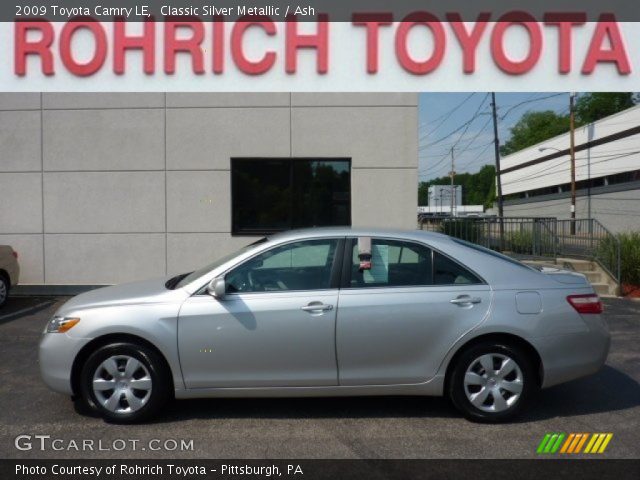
0 296 638 459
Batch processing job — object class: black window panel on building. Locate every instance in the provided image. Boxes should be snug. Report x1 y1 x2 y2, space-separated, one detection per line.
232 158 351 235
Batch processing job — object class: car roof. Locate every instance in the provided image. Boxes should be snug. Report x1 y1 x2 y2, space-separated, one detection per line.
267 227 452 243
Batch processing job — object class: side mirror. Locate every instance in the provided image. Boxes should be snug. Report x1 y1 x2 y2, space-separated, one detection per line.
207 277 226 299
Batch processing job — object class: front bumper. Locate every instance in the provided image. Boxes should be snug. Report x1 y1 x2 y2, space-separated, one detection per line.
39 332 91 396
532 314 611 388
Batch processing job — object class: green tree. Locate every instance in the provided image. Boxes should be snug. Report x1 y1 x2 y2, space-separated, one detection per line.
418 182 429 206
499 93 637 157
574 92 635 126
500 110 569 156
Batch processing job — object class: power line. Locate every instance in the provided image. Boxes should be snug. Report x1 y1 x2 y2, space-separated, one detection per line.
422 138 494 159
420 94 490 150
499 93 566 120
420 93 476 138
458 141 494 171
420 124 493 178
456 116 493 157
426 125 494 176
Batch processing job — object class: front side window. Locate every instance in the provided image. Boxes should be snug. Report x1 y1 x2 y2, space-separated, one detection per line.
231 158 351 235
226 239 339 293
349 239 433 288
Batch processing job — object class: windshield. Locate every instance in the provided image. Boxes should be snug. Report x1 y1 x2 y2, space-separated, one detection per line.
174 238 268 289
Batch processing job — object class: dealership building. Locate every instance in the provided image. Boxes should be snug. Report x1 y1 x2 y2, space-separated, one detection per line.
501 104 640 233
0 93 418 287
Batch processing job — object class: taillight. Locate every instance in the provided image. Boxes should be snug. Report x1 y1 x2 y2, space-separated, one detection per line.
567 294 603 314
12 251 18 259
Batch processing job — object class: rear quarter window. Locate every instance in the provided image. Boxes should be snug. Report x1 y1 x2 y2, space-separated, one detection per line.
451 238 538 272
433 251 482 285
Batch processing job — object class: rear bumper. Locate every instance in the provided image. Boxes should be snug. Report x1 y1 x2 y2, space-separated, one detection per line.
532 314 610 388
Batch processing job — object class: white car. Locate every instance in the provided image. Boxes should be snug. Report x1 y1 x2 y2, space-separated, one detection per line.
0 245 19 307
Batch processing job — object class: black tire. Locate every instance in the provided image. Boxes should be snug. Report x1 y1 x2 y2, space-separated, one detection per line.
79 342 171 424
0 274 8 308
448 341 537 423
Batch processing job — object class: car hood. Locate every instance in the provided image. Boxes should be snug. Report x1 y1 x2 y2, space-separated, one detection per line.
56 276 183 315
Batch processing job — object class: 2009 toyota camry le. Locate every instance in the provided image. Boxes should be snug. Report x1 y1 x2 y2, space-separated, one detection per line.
39 228 610 423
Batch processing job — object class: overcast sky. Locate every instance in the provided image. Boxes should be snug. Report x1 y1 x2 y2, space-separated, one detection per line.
418 92 568 181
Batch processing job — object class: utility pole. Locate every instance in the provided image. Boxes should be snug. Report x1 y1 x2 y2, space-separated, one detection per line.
449 148 455 217
569 92 577 235
491 92 505 248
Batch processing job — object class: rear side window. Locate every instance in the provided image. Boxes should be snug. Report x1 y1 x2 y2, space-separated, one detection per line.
433 252 482 285
349 239 432 288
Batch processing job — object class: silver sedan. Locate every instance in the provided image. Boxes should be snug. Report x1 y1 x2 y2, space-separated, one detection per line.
39 228 610 423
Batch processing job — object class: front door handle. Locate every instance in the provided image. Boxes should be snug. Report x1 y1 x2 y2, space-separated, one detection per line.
301 303 334 312
450 296 482 306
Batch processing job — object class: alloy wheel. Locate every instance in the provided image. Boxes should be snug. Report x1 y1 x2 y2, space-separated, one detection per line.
463 353 524 413
92 355 152 414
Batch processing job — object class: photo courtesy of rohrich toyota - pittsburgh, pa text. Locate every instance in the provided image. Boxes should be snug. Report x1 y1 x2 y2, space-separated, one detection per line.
0 1 639 479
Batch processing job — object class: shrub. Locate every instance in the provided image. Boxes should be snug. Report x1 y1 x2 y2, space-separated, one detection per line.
598 232 640 286
506 230 534 255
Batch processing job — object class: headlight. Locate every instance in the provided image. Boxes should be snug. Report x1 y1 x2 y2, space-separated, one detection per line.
46 316 80 333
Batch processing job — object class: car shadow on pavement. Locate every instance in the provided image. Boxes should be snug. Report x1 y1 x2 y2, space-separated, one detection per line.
157 395 459 423
517 365 640 422
150 365 639 424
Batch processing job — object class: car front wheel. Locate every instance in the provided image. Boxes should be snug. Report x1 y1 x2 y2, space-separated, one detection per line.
448 342 537 423
79 342 171 423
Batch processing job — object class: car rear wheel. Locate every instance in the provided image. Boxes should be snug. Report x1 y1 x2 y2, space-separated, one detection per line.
79 342 171 423
0 275 8 307
448 341 537 423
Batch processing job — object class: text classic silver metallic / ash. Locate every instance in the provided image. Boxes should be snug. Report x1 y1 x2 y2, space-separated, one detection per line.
39 228 610 423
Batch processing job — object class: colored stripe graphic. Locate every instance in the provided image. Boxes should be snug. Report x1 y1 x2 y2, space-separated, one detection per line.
537 433 565 454
560 433 575 453
574 433 589 453
550 433 565 453
537 433 552 453
538 433 613 454
585 433 614 453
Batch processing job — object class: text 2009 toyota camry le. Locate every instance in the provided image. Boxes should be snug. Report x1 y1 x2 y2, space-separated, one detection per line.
39 228 610 423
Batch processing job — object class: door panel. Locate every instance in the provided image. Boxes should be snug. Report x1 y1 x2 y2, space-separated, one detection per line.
336 237 491 386
336 285 491 385
178 290 339 388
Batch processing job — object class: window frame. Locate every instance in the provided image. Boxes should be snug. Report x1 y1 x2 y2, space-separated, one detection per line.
340 237 487 290
196 237 346 296
230 157 352 236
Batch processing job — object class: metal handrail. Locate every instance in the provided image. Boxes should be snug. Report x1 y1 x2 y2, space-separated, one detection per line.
419 216 621 285
555 218 621 284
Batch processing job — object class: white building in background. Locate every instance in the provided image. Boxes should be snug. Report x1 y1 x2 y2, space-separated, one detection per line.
420 185 484 218
428 185 462 210
500 104 640 233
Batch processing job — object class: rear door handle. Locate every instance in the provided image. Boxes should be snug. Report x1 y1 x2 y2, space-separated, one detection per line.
450 296 482 306
301 303 334 312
